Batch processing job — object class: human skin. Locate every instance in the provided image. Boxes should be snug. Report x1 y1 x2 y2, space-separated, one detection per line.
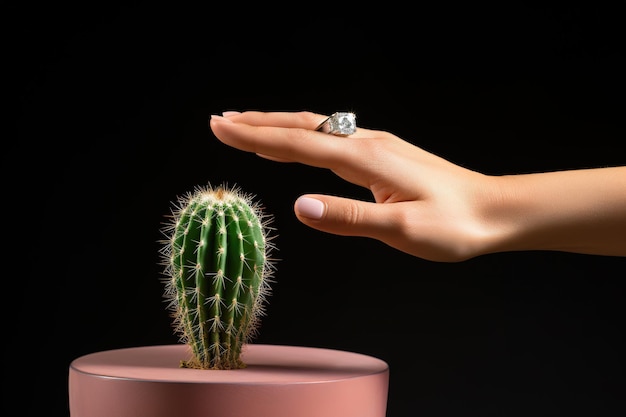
209 111 626 262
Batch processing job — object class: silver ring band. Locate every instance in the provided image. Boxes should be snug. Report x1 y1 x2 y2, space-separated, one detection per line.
315 112 356 136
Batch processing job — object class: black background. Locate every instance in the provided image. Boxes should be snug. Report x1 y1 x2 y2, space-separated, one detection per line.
10 3 625 417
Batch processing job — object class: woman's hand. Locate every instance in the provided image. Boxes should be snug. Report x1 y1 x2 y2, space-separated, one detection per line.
210 111 626 261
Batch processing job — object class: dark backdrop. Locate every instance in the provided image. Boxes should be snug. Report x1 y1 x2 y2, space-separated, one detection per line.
10 3 625 417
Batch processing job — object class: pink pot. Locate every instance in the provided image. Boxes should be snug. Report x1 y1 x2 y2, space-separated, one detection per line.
69 344 389 417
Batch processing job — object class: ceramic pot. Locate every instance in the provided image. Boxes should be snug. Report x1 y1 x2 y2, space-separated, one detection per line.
69 344 389 417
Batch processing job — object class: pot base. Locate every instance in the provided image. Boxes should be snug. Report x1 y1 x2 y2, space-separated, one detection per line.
69 344 389 417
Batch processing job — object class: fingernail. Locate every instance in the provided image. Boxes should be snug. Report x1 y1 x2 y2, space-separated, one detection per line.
210 114 234 123
222 111 241 117
295 197 325 220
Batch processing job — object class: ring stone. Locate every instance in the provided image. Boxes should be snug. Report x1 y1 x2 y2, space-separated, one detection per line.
316 112 356 136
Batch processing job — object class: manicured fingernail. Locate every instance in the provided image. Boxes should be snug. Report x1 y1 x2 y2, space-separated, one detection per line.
295 197 325 220
222 111 241 117
210 114 233 123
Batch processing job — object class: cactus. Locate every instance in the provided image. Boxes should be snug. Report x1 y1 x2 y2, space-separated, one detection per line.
159 184 276 370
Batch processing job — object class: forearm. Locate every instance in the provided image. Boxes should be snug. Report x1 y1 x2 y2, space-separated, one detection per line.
484 166 626 256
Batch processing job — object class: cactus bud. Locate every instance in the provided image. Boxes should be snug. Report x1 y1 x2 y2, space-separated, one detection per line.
159 184 276 370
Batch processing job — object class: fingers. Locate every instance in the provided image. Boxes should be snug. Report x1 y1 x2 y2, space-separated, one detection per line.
209 111 375 170
220 111 326 130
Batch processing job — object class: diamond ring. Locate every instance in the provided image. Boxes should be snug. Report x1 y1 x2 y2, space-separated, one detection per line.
315 112 356 136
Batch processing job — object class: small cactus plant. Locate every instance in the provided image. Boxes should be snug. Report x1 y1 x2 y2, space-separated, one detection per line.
159 184 276 370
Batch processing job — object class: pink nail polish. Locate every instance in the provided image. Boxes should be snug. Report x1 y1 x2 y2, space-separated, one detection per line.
295 197 325 220
222 111 241 117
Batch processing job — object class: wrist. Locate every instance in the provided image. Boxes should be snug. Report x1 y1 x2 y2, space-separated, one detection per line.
468 174 528 256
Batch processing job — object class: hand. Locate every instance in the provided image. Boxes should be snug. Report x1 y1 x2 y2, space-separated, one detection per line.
210 111 626 261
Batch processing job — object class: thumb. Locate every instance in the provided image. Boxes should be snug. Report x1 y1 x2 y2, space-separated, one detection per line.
294 194 394 239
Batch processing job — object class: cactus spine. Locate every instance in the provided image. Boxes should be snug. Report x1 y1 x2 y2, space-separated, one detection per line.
160 184 276 370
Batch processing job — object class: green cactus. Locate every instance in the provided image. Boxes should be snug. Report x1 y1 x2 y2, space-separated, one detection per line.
159 184 276 370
